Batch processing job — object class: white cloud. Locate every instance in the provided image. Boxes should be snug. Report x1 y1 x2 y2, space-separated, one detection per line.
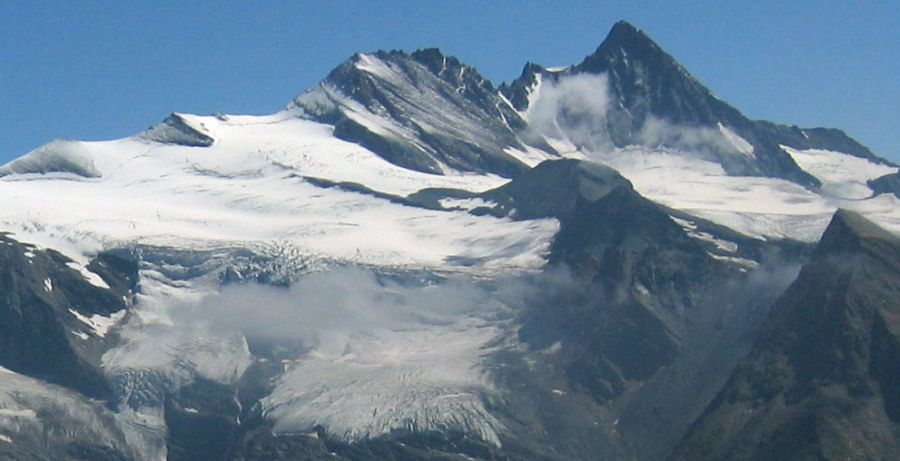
524 73 613 152
637 116 743 156
522 73 750 160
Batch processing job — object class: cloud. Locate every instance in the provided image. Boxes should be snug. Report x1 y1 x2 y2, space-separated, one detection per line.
172 267 521 445
521 73 751 160
524 73 613 152
106 255 804 448
637 116 743 157
183 267 501 355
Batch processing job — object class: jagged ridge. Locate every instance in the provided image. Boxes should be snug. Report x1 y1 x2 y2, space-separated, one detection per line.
290 48 531 178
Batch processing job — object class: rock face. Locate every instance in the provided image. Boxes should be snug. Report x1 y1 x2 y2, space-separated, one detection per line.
0 366 139 461
140 113 216 147
290 48 530 178
484 159 720 401
670 210 900 461
869 171 900 198
0 236 140 460
0 235 136 398
500 21 890 187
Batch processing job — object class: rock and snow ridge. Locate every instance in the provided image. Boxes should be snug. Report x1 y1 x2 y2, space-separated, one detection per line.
290 48 532 178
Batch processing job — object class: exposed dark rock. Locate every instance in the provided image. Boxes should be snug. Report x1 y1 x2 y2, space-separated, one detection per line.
670 210 900 461
0 234 136 398
869 171 900 198
165 379 242 461
479 159 709 398
230 428 513 461
140 113 215 147
482 159 722 314
464 159 808 460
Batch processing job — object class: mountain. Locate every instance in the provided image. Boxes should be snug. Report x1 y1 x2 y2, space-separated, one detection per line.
500 21 893 187
670 210 900 460
0 19 897 461
290 48 530 178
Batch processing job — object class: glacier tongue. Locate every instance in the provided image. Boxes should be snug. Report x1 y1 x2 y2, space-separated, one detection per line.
0 365 164 461
101 252 515 447
244 268 511 447
261 321 506 447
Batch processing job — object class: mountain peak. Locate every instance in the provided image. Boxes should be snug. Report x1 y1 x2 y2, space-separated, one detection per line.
579 20 666 69
571 19 733 126
409 47 445 65
291 44 529 178
482 159 634 221
816 209 900 257
604 20 651 46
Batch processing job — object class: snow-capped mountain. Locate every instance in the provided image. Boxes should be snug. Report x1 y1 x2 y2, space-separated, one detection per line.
290 48 532 178
0 20 897 461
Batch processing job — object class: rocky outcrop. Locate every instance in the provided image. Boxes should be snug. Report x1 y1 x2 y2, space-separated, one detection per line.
670 210 900 461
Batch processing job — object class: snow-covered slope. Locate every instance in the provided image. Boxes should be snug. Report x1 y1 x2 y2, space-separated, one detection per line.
0 112 556 274
782 145 898 199
587 147 900 242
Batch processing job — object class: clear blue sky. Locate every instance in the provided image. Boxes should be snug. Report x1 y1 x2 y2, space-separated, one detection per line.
2 0 898 163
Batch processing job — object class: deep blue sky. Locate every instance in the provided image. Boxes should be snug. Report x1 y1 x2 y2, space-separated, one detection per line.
2 1 898 163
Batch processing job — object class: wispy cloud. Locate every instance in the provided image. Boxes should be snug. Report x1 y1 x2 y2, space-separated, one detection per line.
638 116 744 157
524 73 613 151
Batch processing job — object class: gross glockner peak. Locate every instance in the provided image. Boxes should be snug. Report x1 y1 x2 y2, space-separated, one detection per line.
0 19 897 461
501 20 891 186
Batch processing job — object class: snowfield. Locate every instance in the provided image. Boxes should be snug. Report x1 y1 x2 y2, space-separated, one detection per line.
588 146 900 242
782 145 897 199
0 112 557 276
